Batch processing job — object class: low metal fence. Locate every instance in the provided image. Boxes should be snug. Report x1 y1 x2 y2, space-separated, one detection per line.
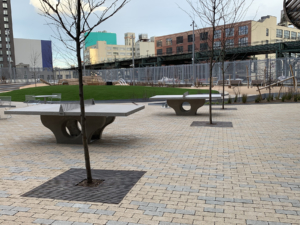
1 57 299 86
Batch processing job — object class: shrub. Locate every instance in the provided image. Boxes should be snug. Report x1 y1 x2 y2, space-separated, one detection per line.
234 94 238 103
287 92 292 100
228 95 232 104
282 94 286 102
242 94 248 104
294 93 298 102
255 95 261 103
267 94 273 102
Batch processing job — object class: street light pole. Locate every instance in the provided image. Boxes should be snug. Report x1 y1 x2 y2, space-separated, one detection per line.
191 21 195 87
132 35 135 86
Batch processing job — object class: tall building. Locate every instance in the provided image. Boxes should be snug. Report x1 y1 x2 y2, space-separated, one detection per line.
154 15 300 59
85 32 155 65
0 0 15 68
85 31 117 48
14 38 53 68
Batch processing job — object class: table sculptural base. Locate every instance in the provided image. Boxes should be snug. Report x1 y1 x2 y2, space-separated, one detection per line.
150 94 222 116
4 101 145 145
167 99 205 115
41 115 115 144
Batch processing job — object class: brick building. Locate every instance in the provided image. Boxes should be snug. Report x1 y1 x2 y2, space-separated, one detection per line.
155 15 300 59
155 20 251 56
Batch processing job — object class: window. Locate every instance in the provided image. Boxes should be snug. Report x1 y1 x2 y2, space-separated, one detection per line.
200 43 208 51
166 47 172 54
113 47 118 50
176 46 183 53
107 52 112 55
225 28 234 37
3 3 7 8
239 26 248 35
4 24 9 29
126 48 132 51
3 10 8 15
6 43 10 48
4 17 8 22
188 45 193 52
214 41 221 49
239 37 248 46
113 52 118 55
6 50 10 55
188 34 195 42
0 50 2 55
0 43 2 48
298 33 300 40
214 30 221 39
266 28 269 36
176 36 183 44
0 57 3 62
284 30 290 39
166 38 172 46
200 32 208 40
276 29 283 38
157 49 163 55
120 52 125 56
106 47 112 50
126 53 132 56
226 39 234 47
157 40 162 47
119 47 126 51
291 31 297 40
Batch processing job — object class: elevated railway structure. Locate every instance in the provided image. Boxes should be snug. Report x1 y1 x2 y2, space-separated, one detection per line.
86 40 300 70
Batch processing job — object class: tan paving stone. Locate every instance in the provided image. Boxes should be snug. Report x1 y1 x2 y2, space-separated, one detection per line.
1 102 300 224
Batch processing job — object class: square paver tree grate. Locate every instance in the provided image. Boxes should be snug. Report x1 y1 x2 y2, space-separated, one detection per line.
22 169 146 204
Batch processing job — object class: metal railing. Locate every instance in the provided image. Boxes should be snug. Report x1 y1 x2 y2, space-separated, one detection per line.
1 57 299 86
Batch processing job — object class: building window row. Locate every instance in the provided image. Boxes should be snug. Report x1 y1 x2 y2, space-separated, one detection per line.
276 29 300 39
158 26 248 47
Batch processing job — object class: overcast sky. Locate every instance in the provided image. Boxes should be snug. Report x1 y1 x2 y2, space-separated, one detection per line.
11 0 285 67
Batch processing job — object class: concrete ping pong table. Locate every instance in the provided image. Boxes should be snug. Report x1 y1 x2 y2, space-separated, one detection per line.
150 93 222 115
5 100 144 144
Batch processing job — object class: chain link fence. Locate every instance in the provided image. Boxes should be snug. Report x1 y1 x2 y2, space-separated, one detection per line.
1 57 299 86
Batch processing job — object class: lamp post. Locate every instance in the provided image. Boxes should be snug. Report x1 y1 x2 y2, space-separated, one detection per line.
5 30 12 83
132 35 135 86
190 21 196 87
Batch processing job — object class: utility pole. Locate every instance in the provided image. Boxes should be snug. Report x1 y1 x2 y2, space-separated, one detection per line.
191 21 195 87
132 34 135 86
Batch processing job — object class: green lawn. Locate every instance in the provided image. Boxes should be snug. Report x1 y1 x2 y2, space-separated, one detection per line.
0 85 218 102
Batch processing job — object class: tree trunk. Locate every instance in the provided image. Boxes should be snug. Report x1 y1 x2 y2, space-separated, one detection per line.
222 60 225 109
76 0 92 183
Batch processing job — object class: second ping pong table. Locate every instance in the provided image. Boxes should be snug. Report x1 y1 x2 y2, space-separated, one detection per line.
5 100 145 144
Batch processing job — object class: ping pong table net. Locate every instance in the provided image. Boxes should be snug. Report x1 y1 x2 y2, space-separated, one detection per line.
59 99 95 115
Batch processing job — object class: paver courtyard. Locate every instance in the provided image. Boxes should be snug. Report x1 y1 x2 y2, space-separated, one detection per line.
0 102 300 225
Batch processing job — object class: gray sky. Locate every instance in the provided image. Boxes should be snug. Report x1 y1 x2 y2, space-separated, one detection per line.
12 0 284 67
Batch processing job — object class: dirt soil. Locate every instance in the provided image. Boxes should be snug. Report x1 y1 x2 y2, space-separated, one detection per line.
76 179 104 187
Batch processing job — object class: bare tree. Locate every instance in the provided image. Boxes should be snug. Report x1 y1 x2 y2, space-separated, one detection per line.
30 49 42 87
186 0 225 124
38 0 130 184
218 0 253 109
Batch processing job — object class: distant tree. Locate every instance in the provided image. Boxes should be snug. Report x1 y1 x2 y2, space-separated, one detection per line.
38 0 130 184
30 49 42 87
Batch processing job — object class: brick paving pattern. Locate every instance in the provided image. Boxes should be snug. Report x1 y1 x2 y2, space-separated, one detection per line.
0 102 300 225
